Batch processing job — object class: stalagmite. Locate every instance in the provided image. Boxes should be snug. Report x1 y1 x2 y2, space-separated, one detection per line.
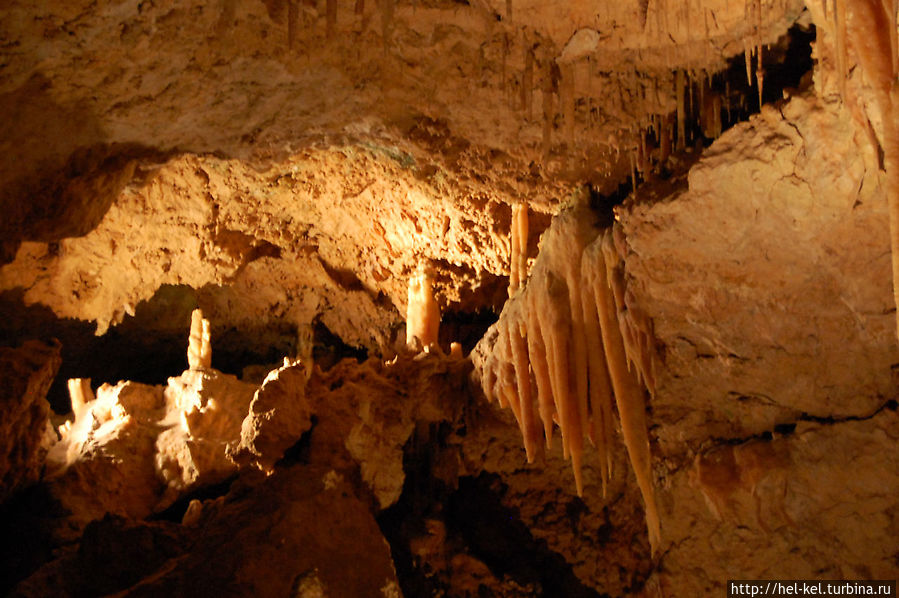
188 309 212 370
406 264 440 350
67 378 94 420
508 201 529 296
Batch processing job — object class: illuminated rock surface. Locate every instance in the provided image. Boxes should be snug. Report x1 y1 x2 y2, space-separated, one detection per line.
1 0 898 596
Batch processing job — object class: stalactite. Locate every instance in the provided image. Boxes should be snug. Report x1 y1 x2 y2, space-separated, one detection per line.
591 233 661 553
744 40 753 87
472 203 660 552
287 0 299 51
509 201 529 297
355 0 364 15
406 264 440 350
188 309 212 370
846 0 899 340
522 45 534 117
675 69 686 151
326 0 337 39
659 113 671 167
562 62 576 150
835 0 849 100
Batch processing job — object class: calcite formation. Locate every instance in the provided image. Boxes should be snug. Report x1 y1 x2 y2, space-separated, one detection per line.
405 264 441 350
473 200 661 552
2 0 899 596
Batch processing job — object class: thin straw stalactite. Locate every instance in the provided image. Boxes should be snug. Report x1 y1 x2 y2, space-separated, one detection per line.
472 202 661 554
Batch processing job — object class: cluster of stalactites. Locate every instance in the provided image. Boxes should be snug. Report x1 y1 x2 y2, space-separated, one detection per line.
188 309 212 370
473 202 660 553
406 264 441 350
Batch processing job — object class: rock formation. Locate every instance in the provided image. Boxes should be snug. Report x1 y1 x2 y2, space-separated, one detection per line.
1 0 898 596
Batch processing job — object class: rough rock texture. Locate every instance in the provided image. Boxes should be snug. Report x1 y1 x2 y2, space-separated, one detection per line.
43 367 256 533
652 408 899 596
231 357 312 473
305 351 470 509
155 368 258 507
0 340 61 503
0 150 516 349
621 92 899 452
13 465 400 598
3 0 899 597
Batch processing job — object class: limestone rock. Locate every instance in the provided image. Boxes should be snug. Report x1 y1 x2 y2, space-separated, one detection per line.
155 368 257 509
44 380 166 529
620 94 899 452
0 340 61 504
651 408 899 596
13 465 400 598
231 357 312 473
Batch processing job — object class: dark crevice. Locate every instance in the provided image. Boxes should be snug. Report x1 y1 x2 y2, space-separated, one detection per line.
607 19 815 205
446 474 604 598
0 285 368 413
697 398 897 452
438 309 499 355
378 424 602 597
149 474 238 523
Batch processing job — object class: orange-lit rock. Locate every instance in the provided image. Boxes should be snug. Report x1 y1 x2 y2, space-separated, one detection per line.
0 340 60 503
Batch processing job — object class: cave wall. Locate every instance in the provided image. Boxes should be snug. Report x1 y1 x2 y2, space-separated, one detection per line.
1 0 898 597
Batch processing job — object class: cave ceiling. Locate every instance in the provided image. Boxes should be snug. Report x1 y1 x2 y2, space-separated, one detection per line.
0 0 808 360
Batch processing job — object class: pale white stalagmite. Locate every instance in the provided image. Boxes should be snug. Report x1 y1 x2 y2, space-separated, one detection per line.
406 265 440 349
591 232 661 554
67 378 94 420
188 309 212 370
508 202 529 297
